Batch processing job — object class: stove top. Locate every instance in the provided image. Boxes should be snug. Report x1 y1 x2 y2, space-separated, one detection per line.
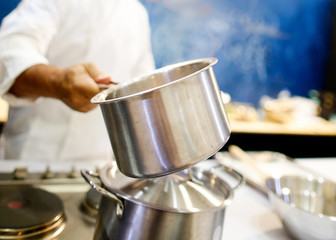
0 161 105 240
0 185 66 239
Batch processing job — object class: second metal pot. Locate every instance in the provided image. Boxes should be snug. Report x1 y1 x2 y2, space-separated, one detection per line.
91 58 230 178
81 161 243 240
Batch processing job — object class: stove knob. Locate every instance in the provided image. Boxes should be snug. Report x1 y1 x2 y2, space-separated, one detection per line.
13 167 28 180
42 166 55 179
68 166 80 178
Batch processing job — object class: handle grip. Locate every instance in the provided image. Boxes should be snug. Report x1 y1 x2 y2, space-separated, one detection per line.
81 169 124 219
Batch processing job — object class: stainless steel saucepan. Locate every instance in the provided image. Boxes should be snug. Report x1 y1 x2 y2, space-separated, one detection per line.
91 58 230 178
81 161 243 240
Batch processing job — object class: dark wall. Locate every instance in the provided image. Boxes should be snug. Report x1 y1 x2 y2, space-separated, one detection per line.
142 0 336 106
325 2 336 93
0 0 20 24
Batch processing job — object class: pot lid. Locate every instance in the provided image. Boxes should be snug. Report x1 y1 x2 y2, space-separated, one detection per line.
99 161 235 213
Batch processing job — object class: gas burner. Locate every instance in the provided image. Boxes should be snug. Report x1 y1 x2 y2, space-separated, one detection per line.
0 185 66 240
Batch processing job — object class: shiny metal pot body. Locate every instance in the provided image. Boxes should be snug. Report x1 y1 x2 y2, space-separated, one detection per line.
81 161 243 240
91 58 230 178
94 197 225 240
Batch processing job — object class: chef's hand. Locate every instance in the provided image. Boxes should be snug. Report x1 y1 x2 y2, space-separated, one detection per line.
10 63 116 112
58 63 113 112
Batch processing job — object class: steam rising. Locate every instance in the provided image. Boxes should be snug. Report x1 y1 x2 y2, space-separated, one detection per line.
142 0 334 105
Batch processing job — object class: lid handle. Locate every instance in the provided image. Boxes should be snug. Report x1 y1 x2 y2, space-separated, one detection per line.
210 164 244 191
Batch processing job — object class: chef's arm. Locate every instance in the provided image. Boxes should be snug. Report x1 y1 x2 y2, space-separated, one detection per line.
9 63 112 113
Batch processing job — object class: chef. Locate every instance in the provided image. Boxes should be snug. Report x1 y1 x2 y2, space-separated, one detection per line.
0 0 155 161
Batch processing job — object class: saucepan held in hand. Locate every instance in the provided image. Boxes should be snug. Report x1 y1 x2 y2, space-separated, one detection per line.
91 58 231 178
266 175 336 240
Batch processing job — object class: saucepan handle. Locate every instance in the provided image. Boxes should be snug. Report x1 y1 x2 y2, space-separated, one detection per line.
209 162 245 191
80 169 124 219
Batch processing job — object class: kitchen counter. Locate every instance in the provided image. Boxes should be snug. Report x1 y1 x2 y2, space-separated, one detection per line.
222 157 336 239
230 120 336 136
222 120 336 158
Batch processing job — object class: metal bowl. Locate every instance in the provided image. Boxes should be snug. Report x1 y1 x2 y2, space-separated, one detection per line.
266 175 336 240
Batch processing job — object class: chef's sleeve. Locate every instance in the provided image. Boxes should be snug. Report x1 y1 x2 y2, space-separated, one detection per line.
0 0 61 106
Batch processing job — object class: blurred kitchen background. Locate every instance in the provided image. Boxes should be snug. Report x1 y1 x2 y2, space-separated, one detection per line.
143 0 335 104
1 0 336 157
141 0 336 158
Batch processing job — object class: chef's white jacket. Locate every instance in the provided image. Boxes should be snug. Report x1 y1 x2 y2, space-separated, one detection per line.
0 0 155 161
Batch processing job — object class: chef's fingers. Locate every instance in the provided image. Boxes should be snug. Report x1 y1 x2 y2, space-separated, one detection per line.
96 76 119 85
95 75 112 84
83 62 115 84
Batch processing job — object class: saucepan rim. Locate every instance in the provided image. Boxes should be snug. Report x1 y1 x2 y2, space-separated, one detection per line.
91 57 218 104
